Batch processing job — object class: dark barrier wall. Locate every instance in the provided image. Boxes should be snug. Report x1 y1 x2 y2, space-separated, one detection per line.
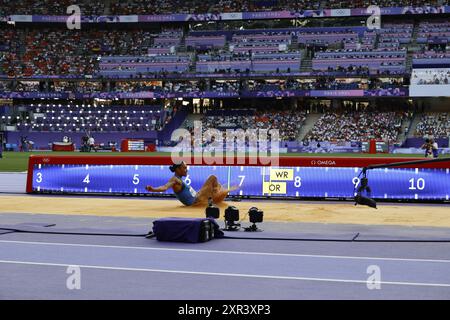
7 131 158 150
403 137 449 148
0 132 3 157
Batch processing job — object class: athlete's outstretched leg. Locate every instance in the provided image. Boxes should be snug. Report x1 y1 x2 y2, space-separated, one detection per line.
195 175 220 204
195 175 234 205
212 188 231 204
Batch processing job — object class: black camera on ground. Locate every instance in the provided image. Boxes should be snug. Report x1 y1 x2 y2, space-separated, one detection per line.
248 207 263 223
205 198 220 219
224 206 240 231
245 207 264 232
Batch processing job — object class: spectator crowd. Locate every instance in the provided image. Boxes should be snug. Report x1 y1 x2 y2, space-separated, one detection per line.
415 112 450 138
305 111 404 143
1 0 437 16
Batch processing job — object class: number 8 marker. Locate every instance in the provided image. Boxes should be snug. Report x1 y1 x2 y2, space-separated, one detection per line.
294 176 301 188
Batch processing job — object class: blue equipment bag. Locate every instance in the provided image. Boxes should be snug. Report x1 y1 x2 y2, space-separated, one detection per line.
152 217 224 243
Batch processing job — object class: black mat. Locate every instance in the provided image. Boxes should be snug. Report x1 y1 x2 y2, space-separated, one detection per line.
1 223 449 242
223 230 359 241
0 224 148 237
355 234 450 242
0 223 56 236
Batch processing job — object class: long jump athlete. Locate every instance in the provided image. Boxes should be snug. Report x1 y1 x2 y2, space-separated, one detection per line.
145 161 236 206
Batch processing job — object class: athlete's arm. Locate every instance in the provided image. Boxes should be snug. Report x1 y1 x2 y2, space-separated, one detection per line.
146 178 177 192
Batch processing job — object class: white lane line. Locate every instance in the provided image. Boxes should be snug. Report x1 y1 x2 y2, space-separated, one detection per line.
0 240 449 264
0 259 449 288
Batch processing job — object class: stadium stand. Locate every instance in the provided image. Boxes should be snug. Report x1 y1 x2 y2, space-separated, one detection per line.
304 111 404 143
415 112 450 138
193 108 307 142
0 1 449 154
412 68 450 85
0 0 105 15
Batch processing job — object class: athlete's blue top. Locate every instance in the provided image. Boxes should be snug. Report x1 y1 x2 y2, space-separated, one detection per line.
174 175 197 206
